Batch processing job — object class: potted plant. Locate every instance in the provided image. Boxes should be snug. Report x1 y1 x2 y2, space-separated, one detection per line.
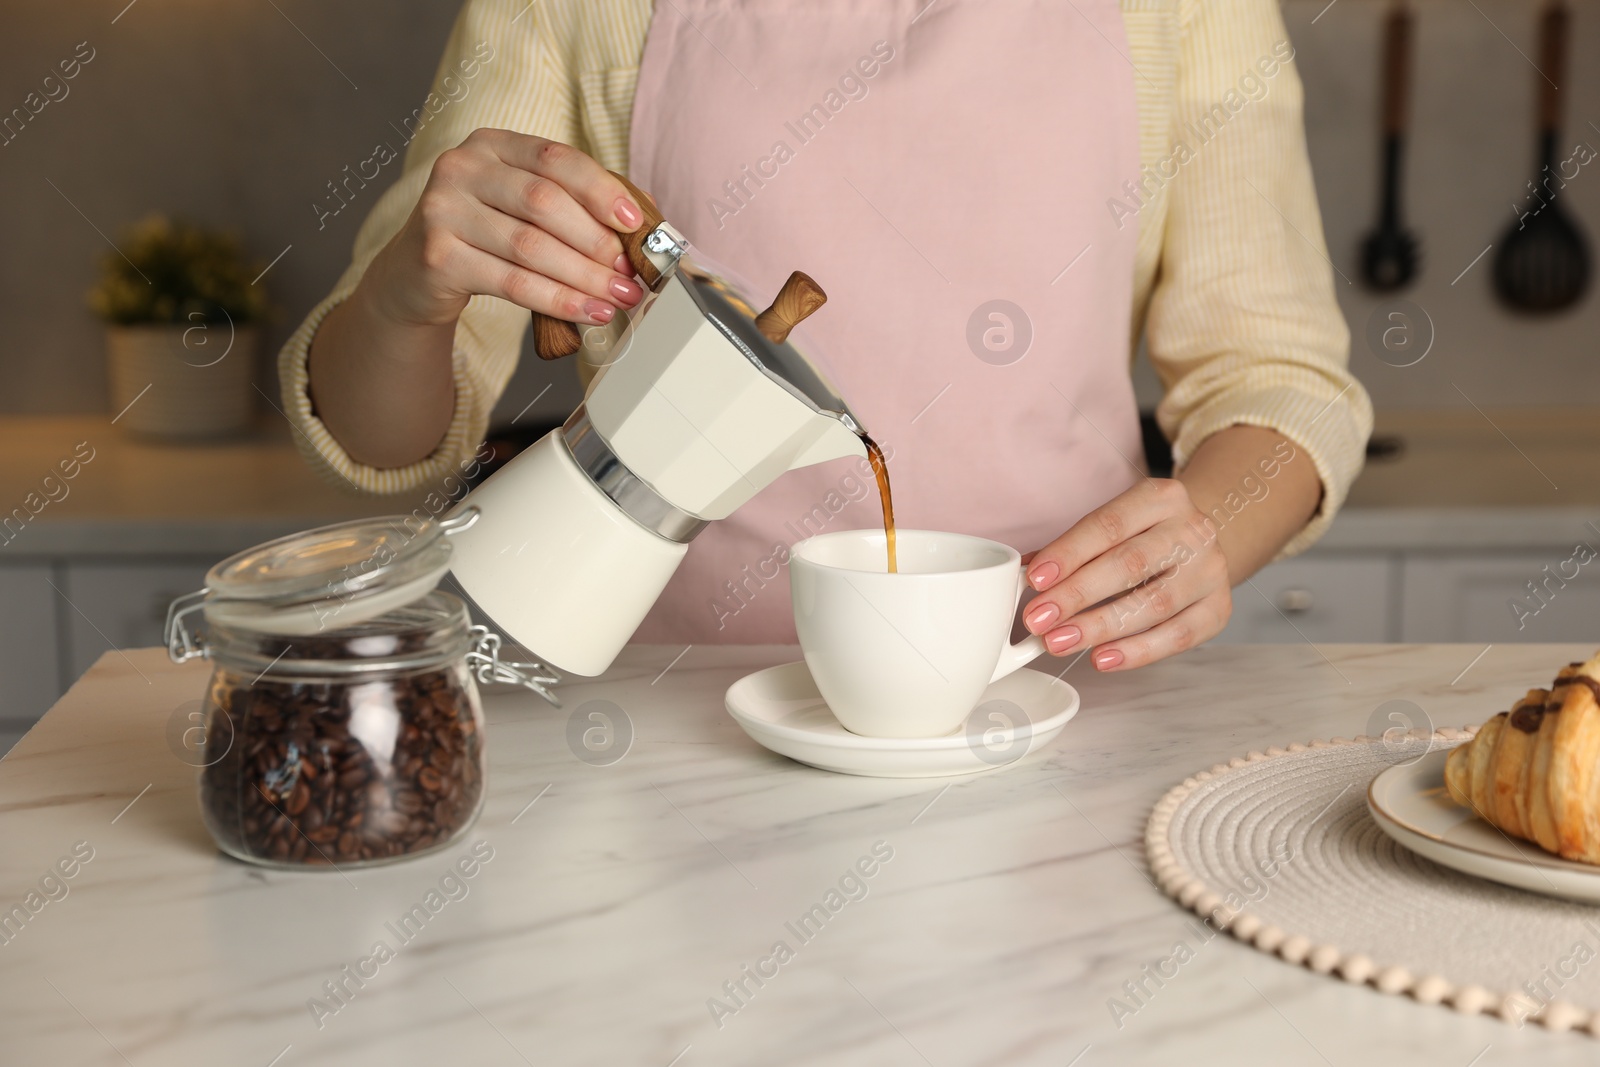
89 215 268 439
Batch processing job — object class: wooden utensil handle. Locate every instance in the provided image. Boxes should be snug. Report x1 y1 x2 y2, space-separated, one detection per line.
754 272 827 346
1381 5 1412 137
1539 0 1568 132
531 170 667 361
532 312 584 361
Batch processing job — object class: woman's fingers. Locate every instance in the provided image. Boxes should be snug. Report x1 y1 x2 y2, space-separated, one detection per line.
467 155 633 278
1020 473 1236 672
1024 518 1199 636
1034 541 1227 653
407 132 655 326
1086 593 1233 672
447 196 642 312
426 231 615 322
480 129 643 237
377 130 649 332
1025 480 1192 593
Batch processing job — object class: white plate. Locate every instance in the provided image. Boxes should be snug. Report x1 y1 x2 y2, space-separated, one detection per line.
724 661 1079 778
1368 747 1600 903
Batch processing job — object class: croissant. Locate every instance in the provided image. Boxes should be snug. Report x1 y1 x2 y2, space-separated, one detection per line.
1444 654 1600 863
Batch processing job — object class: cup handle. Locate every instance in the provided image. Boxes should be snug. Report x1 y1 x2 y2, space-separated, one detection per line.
991 565 1048 683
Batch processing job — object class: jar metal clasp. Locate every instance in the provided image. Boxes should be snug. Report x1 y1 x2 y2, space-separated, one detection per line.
467 626 562 707
165 589 211 664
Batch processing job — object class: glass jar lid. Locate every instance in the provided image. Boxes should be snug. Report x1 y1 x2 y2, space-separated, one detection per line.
164 507 561 705
197 512 468 635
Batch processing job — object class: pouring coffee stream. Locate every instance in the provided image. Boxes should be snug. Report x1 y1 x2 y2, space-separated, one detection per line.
747 270 897 576
865 437 897 574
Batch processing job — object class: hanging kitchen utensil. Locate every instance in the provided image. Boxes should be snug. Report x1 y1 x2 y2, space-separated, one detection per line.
1493 0 1590 312
1361 2 1420 291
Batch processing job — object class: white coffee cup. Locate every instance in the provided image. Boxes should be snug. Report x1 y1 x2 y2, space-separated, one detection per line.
789 529 1047 738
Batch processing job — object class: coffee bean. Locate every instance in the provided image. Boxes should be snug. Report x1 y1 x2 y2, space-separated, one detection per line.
197 648 484 868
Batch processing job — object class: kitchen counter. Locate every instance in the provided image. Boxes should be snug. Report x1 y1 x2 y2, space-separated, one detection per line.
0 415 424 558
5 409 1600 559
1348 408 1600 510
1323 408 1600 551
2 642 1596 1065
5 408 1600 557
1313 507 1600 551
2 409 1599 723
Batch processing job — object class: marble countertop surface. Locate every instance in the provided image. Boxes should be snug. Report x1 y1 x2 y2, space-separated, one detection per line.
4 641 1599 1066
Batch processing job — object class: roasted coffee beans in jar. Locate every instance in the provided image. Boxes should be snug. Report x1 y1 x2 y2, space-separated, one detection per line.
195 592 487 868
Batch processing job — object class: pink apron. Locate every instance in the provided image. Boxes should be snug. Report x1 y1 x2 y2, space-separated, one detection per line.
627 0 1142 643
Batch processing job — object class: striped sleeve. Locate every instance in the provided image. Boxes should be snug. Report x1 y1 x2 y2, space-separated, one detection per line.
1144 0 1373 557
275 0 612 495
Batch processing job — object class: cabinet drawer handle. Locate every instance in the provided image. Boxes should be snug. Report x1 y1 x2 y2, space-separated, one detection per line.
1277 588 1314 614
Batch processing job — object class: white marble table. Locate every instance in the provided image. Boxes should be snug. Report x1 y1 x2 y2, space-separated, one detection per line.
2 643 1597 1066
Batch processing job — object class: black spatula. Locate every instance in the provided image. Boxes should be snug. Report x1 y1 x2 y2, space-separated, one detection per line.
1361 4 1419 291
1493 0 1590 312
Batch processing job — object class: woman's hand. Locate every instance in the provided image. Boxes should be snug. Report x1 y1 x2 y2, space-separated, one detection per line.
311 130 651 467
1020 478 1232 672
364 129 648 330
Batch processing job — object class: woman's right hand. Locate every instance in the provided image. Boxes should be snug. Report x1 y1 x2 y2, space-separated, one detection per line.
363 128 648 331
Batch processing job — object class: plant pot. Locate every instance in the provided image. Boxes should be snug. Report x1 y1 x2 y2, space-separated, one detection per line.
105 323 258 439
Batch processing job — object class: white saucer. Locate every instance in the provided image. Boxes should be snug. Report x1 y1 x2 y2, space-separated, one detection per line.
724 661 1079 778
1368 747 1600 904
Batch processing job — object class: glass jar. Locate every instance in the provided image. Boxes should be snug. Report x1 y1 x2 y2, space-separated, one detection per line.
167 513 557 869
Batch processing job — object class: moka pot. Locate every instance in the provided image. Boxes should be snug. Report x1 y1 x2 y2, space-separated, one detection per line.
445 173 870 676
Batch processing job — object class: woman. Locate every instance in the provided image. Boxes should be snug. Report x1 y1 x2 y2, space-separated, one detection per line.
284 0 1371 671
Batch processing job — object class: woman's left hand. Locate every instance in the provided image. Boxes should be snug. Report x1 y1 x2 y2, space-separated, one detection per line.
1020 478 1233 671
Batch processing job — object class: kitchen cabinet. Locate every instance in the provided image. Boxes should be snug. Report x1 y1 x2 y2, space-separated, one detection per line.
1400 552 1600 643
0 564 63 724
1217 548 1600 646
1213 555 1398 644
18 547 1600 721
0 416 422 743
59 560 214 683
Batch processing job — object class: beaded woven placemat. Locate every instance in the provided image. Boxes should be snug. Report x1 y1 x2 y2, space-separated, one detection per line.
1146 730 1600 1035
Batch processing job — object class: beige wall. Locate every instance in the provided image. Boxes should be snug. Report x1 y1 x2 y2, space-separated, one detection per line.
1292 0 1600 410
2 0 1597 423
0 2 461 414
